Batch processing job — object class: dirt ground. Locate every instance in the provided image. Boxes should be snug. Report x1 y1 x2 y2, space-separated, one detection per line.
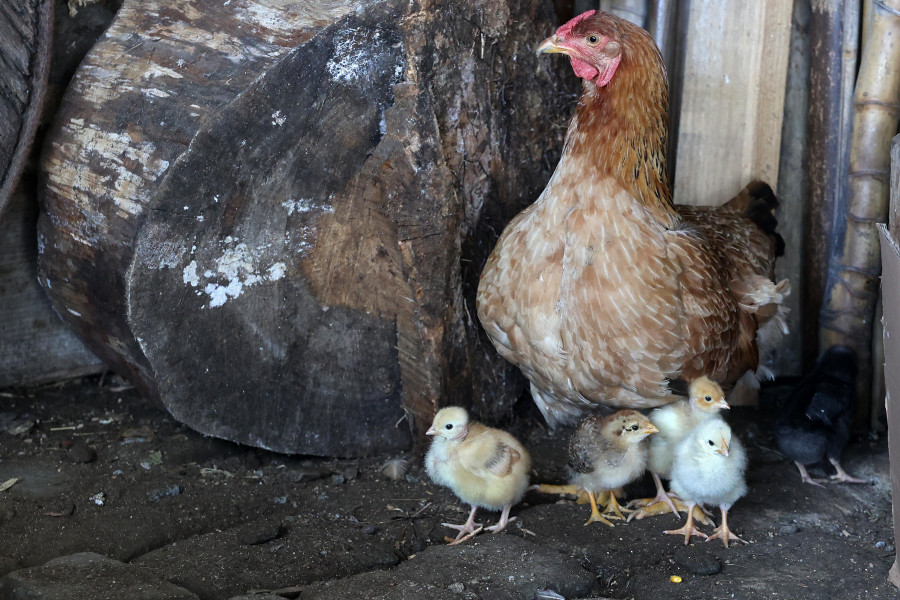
0 374 896 599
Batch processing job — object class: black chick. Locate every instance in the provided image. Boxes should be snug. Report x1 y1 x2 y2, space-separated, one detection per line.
775 345 867 487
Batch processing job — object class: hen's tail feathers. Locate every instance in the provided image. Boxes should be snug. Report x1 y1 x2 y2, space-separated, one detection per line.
725 180 785 257
754 279 791 382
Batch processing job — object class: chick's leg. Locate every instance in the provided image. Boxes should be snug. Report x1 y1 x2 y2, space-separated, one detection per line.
485 504 516 534
794 461 827 488
531 483 584 497
601 490 634 521
706 505 747 548
664 503 708 544
627 472 681 521
828 458 867 484
443 505 484 545
584 490 614 527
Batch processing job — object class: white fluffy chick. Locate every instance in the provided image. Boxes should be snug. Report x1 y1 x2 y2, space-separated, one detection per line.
631 376 729 518
666 418 748 547
425 406 531 545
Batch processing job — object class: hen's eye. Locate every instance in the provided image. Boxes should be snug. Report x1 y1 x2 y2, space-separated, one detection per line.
708 440 715 446
587 34 600 45
445 423 453 430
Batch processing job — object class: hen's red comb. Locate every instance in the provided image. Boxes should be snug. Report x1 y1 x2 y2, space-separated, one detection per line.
557 10 597 37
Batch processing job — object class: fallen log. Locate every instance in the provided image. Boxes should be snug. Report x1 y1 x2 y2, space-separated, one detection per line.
37 0 573 456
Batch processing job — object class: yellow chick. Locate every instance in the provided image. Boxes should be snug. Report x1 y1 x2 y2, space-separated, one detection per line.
665 418 748 547
630 376 729 519
564 410 658 526
425 406 531 545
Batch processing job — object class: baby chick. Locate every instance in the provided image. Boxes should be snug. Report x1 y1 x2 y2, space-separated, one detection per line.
775 345 866 487
630 376 729 519
425 406 531 545
540 410 658 526
666 419 748 547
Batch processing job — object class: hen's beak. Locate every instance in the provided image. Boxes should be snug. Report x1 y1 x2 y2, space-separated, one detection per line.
536 36 569 55
716 438 730 456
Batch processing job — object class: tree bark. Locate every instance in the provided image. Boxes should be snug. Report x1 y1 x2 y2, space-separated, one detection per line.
0 0 53 218
37 0 573 456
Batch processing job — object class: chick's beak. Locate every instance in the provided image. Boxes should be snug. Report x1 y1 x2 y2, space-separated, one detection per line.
717 438 730 456
426 426 437 436
536 35 569 55
718 399 731 410
643 423 659 435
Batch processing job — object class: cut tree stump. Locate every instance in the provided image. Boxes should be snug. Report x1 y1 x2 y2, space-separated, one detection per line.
0 0 53 218
37 0 573 456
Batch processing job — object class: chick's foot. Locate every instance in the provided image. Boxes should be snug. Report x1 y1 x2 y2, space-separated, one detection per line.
794 462 827 488
664 504 708 544
443 505 484 545
829 458 867 484
706 507 747 548
584 490 614 527
601 490 633 521
484 505 516 534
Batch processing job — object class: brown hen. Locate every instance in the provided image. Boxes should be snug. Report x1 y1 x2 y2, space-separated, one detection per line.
476 10 789 426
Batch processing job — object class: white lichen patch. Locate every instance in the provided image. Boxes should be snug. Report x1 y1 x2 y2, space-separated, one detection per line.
184 240 289 309
271 110 286 126
327 29 381 83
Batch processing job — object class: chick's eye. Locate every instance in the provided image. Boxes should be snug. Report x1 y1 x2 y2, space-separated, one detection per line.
704 396 713 402
630 424 639 431
587 34 600 45
445 423 453 430
708 440 715 446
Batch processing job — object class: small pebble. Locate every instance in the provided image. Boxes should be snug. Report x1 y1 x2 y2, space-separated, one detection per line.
362 524 379 535
148 485 182 502
447 583 465 593
778 524 799 536
69 441 97 464
239 525 283 546
876 540 886 548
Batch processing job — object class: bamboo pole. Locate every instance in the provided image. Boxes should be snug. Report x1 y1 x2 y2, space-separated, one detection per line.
820 0 900 427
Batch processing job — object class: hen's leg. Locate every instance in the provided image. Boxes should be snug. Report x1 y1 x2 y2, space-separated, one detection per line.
794 461 827 488
706 505 747 548
443 505 484 545
664 503 708 544
829 458 867 484
584 490 614 527
485 504 516 534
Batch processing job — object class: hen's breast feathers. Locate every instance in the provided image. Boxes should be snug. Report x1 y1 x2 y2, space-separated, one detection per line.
478 174 779 416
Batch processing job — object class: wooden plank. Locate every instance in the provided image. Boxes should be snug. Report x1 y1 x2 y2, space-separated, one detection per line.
672 0 791 207
0 184 104 387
